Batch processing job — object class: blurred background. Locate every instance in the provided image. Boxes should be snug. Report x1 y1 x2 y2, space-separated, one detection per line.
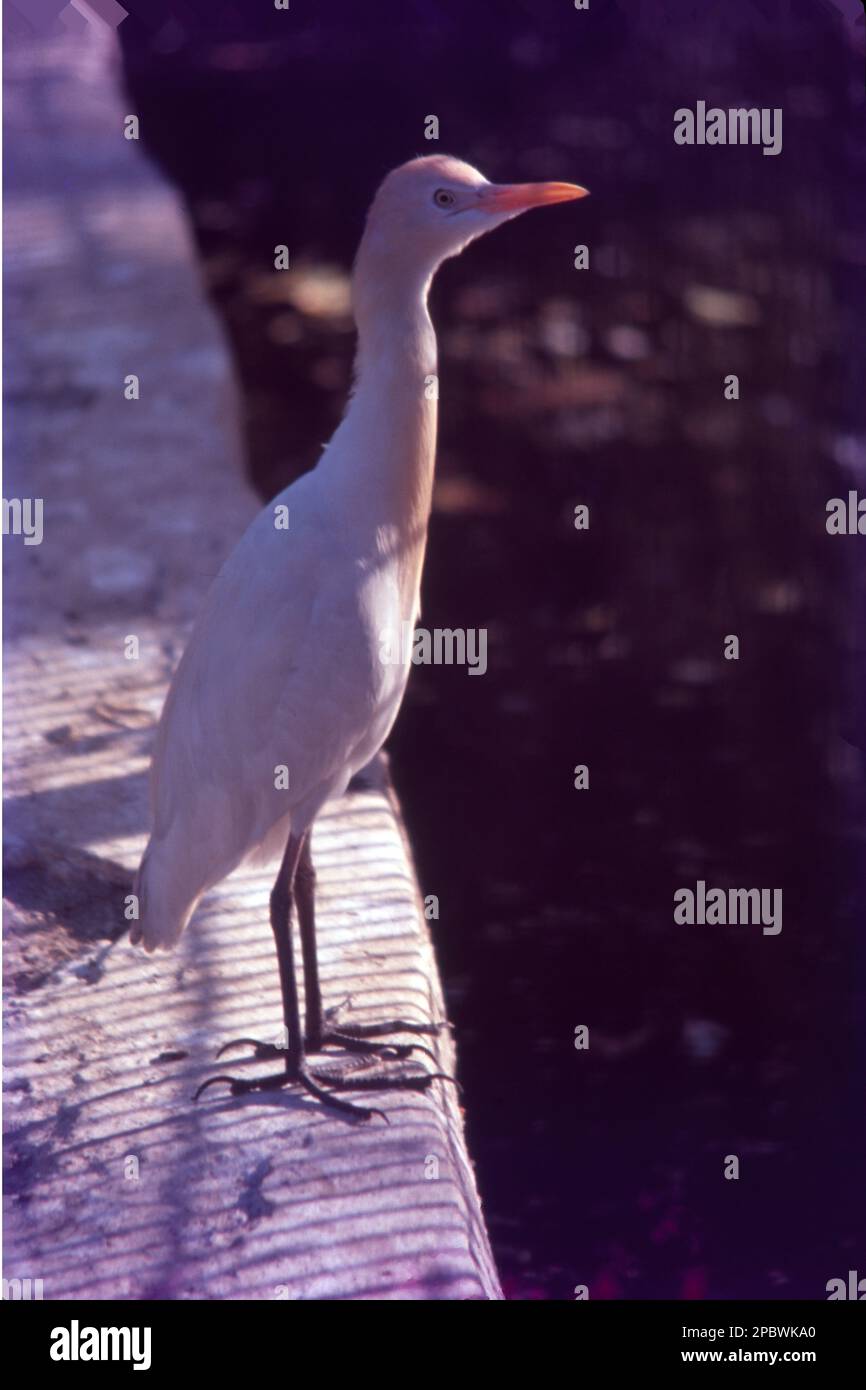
7 0 866 1298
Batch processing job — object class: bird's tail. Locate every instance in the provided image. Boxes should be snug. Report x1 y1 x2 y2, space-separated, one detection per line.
130 841 200 953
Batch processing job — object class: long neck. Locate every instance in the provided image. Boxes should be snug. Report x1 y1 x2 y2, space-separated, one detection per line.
335 241 439 543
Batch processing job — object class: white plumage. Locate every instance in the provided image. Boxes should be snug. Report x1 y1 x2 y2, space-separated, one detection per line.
131 154 586 1117
133 460 413 950
133 155 587 955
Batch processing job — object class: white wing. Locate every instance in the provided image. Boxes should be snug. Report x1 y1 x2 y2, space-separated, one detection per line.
133 467 405 950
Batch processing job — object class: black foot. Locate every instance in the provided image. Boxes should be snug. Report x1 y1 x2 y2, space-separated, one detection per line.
193 1063 390 1121
317 1029 440 1064
194 1049 457 1122
324 1003 450 1041
318 1006 450 1063
215 1032 432 1066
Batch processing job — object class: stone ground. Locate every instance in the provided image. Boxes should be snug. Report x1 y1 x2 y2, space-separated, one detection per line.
2 24 500 1300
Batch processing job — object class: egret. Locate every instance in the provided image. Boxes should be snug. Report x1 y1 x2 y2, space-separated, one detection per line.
132 155 588 1118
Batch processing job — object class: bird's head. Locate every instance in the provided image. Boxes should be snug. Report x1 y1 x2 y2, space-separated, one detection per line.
357 154 589 280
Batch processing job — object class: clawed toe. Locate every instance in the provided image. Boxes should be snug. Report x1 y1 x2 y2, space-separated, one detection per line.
192 1049 456 1120
193 997 458 1121
315 1065 460 1096
193 1066 385 1120
321 1009 451 1041
316 1029 440 1064
193 1070 287 1102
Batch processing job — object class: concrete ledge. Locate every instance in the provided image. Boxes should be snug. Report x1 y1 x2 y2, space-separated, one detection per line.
3 26 501 1302
4 751 501 1300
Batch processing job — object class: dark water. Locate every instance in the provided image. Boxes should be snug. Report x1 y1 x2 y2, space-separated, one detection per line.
119 0 865 1298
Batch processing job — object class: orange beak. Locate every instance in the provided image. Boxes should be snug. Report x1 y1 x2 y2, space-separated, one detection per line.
481 181 589 213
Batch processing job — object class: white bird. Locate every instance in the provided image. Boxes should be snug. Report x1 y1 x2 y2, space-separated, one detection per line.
132 154 588 1118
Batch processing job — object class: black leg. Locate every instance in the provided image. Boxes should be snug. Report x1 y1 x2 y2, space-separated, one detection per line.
296 834 447 1064
296 833 323 1048
196 830 374 1116
194 827 450 1120
211 830 306 1070
194 822 458 1117
270 830 305 1070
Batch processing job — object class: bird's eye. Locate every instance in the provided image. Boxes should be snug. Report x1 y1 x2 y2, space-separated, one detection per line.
433 188 456 208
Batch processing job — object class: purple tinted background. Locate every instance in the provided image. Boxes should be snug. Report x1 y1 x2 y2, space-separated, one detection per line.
108 0 866 1297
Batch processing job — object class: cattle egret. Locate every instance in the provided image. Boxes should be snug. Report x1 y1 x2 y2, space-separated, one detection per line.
132 154 588 1118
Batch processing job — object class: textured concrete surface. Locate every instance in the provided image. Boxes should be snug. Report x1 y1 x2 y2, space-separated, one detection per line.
2 24 501 1300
